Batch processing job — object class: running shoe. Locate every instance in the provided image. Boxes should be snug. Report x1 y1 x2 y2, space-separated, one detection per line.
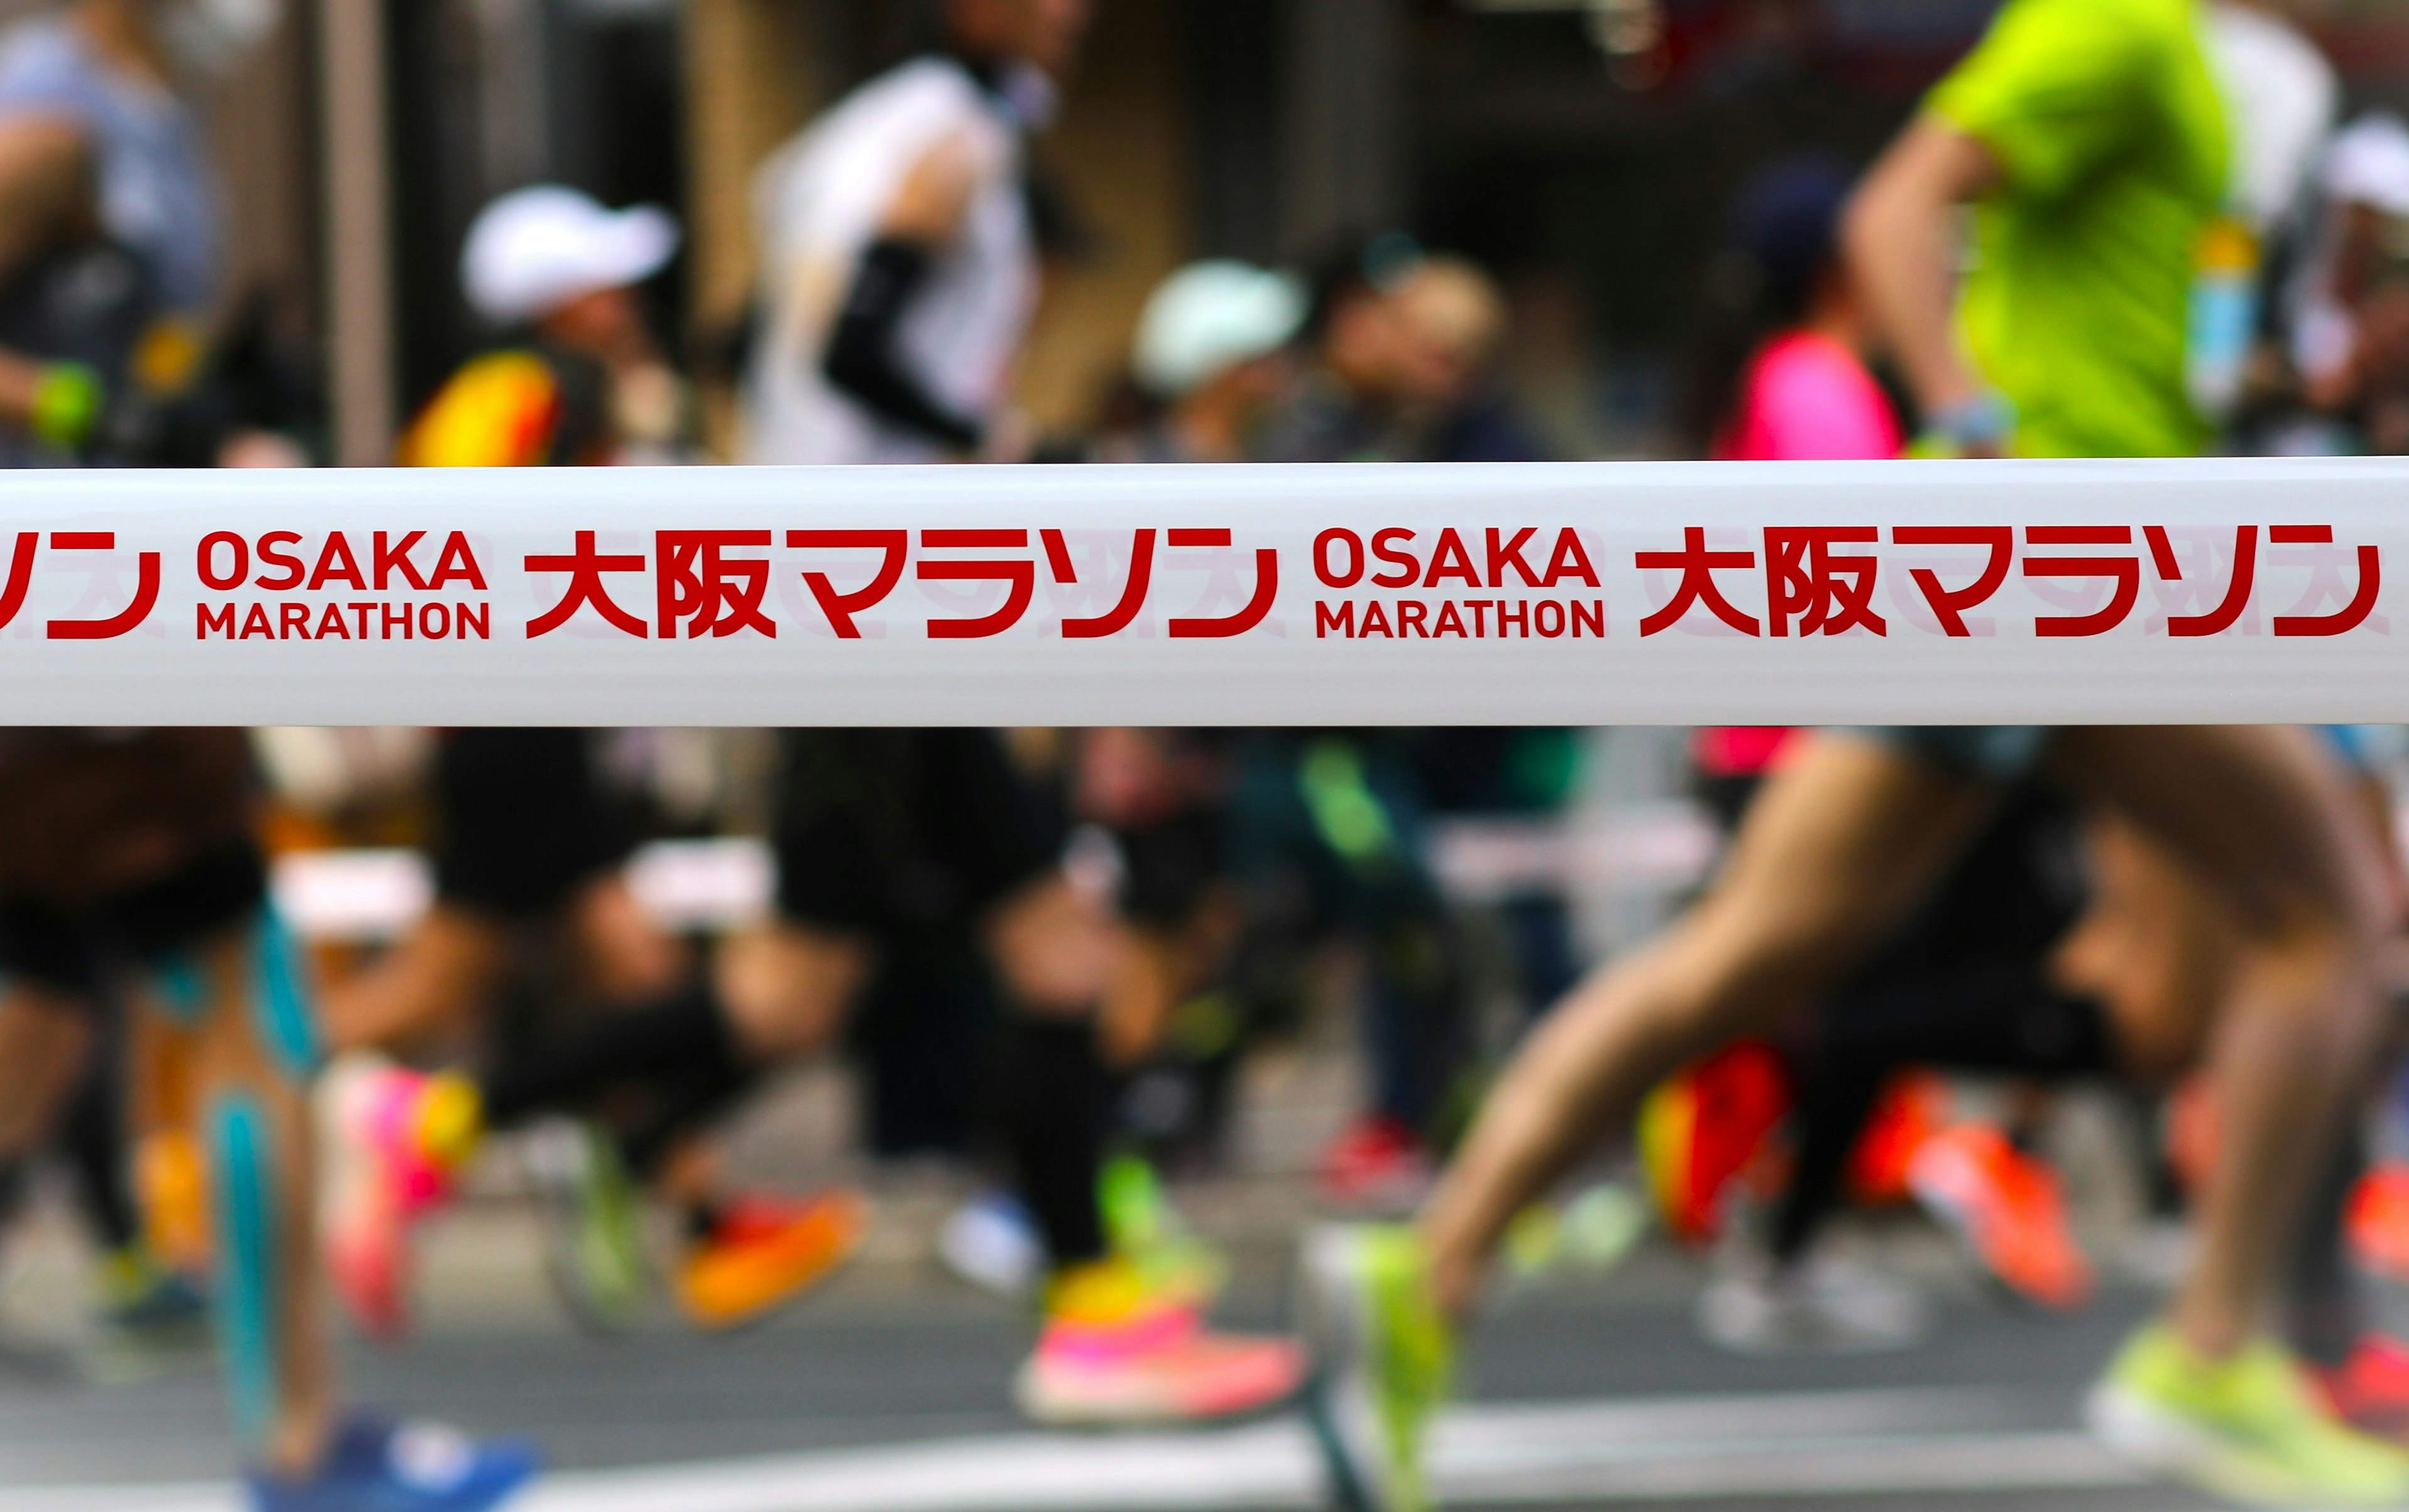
1014 1254 1306 1427
939 1188 1045 1299
322 1058 481 1341
2316 1333 2409 1443
1844 1070 1948 1206
1504 1181 1647 1283
1297 1225 1450 1512
1317 1115 1435 1214
1695 1253 1931 1356
2349 1164 2409 1283
1906 1121 2092 1310
247 1413 537 1512
1102 1153 1228 1308
1639 1040 1790 1247
521 1119 649 1336
2088 1321 2409 1506
95 1244 210 1337
674 1188 866 1331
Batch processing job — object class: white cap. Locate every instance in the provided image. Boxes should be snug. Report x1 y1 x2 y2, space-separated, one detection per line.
2325 114 2409 218
461 186 679 327
1133 261 1307 398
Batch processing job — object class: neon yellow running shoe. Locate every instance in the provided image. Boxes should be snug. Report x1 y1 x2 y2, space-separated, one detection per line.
1299 1225 1452 1512
1101 1154 1227 1308
2088 1321 2409 1506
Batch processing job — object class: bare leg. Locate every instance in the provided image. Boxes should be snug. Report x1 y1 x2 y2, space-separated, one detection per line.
715 918 872 1060
2051 815 2233 1087
986 872 1120 1021
320 905 511 1055
2053 727 2394 1360
1420 733 1995 1317
169 927 336 1477
0 987 92 1159
563 874 687 1007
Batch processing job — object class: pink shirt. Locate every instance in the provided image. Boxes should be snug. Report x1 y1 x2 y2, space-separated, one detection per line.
1716 331 1902 463
1699 333 1900 781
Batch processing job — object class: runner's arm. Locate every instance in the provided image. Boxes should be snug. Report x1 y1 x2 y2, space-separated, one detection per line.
0 116 96 432
1841 117 2003 446
820 130 990 452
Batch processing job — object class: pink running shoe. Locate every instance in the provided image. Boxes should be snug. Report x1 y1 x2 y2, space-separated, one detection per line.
1013 1257 1306 1427
322 1058 479 1341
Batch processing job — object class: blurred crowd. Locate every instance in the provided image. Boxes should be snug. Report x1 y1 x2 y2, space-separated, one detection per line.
13 1 2409 1511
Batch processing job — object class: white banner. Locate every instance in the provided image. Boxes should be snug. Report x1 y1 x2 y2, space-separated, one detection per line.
0 458 2398 725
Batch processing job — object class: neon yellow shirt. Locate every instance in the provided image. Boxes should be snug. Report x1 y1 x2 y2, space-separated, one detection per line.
1930 0 2229 459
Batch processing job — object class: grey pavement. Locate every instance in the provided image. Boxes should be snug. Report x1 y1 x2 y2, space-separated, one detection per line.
0 1195 2252 1509
0 1054 2326 1509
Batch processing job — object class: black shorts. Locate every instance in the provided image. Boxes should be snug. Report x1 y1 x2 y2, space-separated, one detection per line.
1115 807 1223 927
771 730 1060 939
0 841 267 1000
433 730 630 920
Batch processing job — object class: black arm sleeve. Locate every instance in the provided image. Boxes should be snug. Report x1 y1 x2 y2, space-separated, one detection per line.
821 237 984 452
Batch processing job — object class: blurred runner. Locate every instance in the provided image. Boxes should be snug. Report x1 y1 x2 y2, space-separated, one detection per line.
743 0 1073 464
716 0 1299 1424
2281 114 2409 452
1301 1 2409 1508
329 185 863 1341
0 732 536 1511
1107 258 1307 462
0 0 269 1319
1079 264 1302 1171
396 186 691 471
1259 240 1537 466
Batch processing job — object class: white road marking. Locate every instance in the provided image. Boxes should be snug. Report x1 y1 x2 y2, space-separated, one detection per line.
5 1388 2151 1512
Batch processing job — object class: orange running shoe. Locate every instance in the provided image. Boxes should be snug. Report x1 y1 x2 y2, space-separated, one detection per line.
2317 1333 2409 1442
674 1188 867 1331
2349 1164 2409 1283
1906 1121 2092 1310
1014 1255 1306 1427
1639 1040 1791 1246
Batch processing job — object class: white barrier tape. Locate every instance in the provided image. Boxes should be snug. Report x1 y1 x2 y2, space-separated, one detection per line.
0 458 2401 723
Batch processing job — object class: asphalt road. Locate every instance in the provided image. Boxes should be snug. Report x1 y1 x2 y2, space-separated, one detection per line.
0 1208 2255 1512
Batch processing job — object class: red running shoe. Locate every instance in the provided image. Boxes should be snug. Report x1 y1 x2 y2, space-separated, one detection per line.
1317 1115 1433 1213
1639 1040 1791 1246
2349 1164 2409 1283
2317 1333 2409 1441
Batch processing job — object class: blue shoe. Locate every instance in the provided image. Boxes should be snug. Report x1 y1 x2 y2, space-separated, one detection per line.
247 1413 538 1512
97 1245 210 1335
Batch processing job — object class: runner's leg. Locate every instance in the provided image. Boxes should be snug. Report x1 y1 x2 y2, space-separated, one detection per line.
1421 732 1995 1314
2053 725 2394 1358
171 916 335 1476
0 987 92 1159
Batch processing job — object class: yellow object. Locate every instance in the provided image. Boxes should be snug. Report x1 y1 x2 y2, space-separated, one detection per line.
397 351 562 467
135 1129 210 1274
415 1074 485 1171
132 317 205 395
1044 1252 1155 1325
2193 215 2258 277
